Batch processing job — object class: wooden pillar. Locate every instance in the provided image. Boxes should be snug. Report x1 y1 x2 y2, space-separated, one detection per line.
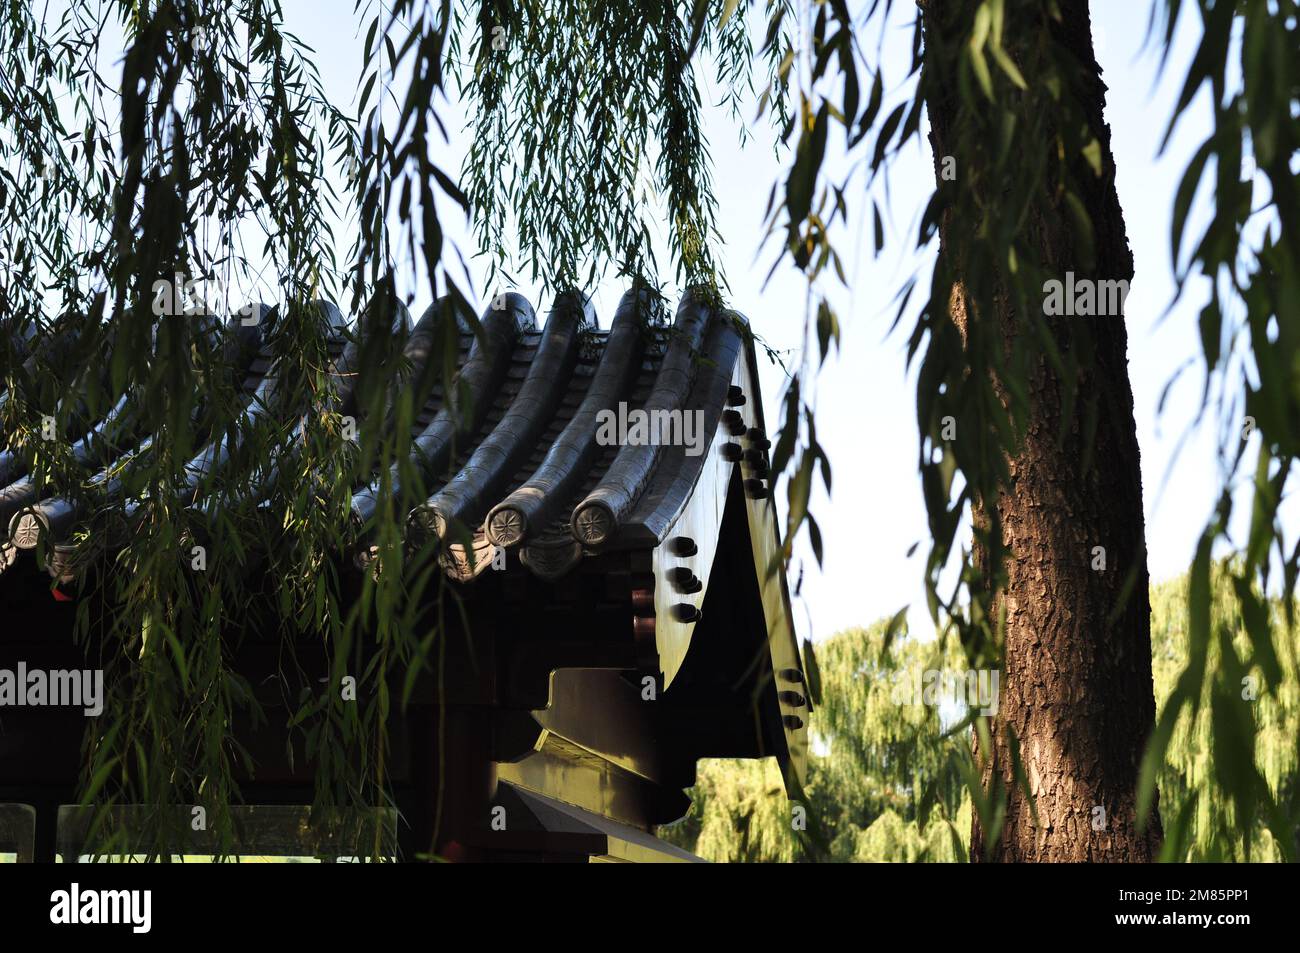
401 703 497 862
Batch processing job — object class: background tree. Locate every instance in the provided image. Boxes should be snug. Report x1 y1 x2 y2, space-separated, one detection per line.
666 617 973 861
1150 566 1300 861
669 570 1298 862
757 0 1299 860
918 0 1162 861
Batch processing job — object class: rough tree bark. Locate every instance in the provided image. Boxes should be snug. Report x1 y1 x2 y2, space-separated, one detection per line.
921 1 1164 860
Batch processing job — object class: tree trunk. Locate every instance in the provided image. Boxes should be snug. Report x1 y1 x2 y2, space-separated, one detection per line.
921 0 1163 861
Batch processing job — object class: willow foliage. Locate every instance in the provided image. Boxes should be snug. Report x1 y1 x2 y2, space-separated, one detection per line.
2 0 1298 859
755 0 1300 853
0 0 469 858
451 0 792 294
0 0 792 858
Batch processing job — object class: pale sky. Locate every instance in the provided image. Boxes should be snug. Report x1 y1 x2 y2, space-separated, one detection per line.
56 1 1298 643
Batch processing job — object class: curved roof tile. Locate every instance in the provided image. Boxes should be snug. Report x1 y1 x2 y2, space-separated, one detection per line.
412 291 590 547
485 286 656 549
349 292 534 538
568 290 711 548
1 290 760 585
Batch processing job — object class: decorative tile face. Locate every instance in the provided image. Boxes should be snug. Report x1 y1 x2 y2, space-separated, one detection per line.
488 507 525 546
11 513 42 550
573 505 613 546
